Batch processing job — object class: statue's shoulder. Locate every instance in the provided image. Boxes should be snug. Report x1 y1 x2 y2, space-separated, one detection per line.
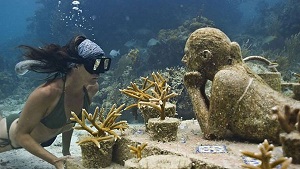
213 68 249 91
214 68 243 81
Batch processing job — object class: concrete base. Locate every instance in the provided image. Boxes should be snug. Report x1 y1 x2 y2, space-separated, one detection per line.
280 132 300 164
66 120 300 169
147 117 179 142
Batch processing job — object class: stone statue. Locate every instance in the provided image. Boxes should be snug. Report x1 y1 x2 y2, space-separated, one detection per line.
182 27 298 143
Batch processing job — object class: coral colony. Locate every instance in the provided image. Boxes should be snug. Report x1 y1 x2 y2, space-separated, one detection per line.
241 139 291 169
128 142 148 161
272 105 300 134
272 105 300 164
70 104 129 148
120 72 177 120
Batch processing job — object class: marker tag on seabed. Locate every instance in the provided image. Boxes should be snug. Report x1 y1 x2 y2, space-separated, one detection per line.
195 145 227 153
242 156 281 169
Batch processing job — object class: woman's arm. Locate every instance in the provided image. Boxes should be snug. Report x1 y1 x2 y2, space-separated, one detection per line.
62 129 73 156
60 83 98 158
14 87 61 167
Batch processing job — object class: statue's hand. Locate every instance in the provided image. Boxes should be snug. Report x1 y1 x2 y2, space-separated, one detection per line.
183 71 206 89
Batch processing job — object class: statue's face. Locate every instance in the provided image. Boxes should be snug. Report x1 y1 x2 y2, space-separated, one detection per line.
182 40 213 72
182 27 242 80
182 45 199 70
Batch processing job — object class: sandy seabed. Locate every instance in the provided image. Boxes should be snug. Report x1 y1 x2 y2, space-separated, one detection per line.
0 96 83 169
0 131 84 169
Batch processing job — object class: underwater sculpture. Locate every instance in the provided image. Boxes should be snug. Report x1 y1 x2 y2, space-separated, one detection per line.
243 56 281 92
241 139 292 169
182 27 299 143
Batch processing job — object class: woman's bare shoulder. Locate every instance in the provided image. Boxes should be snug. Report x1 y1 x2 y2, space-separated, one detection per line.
20 82 62 121
28 82 62 104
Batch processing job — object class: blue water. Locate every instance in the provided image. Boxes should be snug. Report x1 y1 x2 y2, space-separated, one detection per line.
0 1 39 44
0 0 285 48
0 0 286 47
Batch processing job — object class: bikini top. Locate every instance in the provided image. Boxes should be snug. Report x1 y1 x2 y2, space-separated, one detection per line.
40 80 90 129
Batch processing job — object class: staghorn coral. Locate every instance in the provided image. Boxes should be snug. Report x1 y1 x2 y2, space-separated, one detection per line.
138 85 177 120
70 104 129 148
271 105 300 133
241 139 292 169
128 142 148 161
120 72 178 120
272 105 300 164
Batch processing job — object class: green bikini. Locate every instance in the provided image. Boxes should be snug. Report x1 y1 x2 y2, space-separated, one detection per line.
4 80 90 149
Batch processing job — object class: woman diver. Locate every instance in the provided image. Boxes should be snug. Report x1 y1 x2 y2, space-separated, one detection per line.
0 35 111 169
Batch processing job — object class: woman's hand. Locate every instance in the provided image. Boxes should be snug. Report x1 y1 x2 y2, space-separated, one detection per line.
53 156 71 169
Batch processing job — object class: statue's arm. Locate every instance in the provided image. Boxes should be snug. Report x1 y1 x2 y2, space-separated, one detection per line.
183 71 210 137
208 70 242 139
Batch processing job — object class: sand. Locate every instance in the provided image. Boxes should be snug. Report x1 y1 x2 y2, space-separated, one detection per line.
0 131 84 169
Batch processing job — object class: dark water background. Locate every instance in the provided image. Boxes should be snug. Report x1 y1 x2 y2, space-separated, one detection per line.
0 0 299 109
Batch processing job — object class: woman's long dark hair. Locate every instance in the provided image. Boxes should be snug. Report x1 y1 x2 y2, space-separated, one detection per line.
18 35 86 81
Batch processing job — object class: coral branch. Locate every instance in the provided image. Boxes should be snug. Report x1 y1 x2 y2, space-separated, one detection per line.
241 139 291 169
128 142 148 161
70 110 95 135
77 135 114 148
70 104 129 147
271 105 300 133
120 72 177 120
124 103 138 110
138 101 161 111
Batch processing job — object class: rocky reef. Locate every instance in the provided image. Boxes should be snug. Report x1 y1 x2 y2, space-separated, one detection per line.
147 16 214 70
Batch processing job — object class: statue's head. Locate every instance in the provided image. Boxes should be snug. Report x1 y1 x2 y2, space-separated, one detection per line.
182 27 242 80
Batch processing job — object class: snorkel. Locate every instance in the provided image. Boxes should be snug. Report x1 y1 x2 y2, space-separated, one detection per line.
15 60 47 75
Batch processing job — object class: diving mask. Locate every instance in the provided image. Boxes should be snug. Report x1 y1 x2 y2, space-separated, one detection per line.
83 57 111 74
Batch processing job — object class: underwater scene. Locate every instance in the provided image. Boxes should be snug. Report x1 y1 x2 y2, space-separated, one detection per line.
1 0 300 168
